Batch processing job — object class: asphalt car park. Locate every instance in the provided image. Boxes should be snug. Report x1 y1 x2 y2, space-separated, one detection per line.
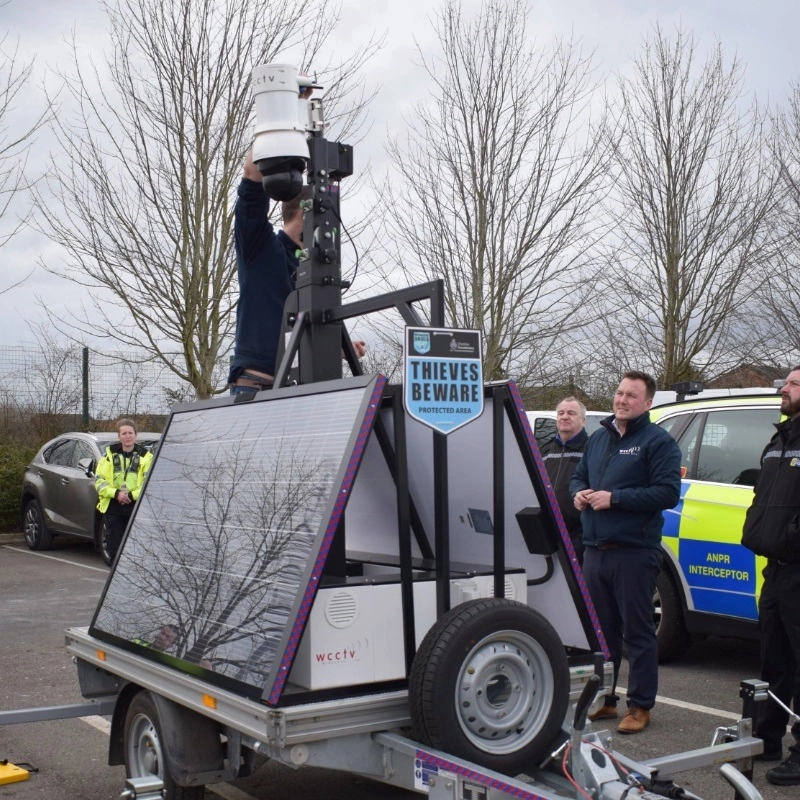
0 533 792 800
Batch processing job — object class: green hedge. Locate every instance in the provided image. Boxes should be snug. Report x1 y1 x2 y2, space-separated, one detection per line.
0 439 38 531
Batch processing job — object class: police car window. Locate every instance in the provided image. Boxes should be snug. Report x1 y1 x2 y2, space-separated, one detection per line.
696 408 777 486
656 413 690 441
45 439 76 467
673 413 703 479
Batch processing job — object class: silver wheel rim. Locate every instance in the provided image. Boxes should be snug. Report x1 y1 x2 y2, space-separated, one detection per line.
652 585 662 635
455 629 554 755
24 507 39 546
127 712 164 780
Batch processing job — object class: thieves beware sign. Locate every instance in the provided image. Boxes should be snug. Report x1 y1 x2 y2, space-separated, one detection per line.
403 326 484 434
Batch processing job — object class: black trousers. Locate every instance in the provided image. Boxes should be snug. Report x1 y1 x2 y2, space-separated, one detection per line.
758 561 800 755
103 514 130 562
583 545 662 710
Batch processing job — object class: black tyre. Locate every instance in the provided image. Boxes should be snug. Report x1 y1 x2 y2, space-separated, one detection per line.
409 598 570 775
97 519 112 566
23 499 53 551
124 691 205 800
654 568 692 663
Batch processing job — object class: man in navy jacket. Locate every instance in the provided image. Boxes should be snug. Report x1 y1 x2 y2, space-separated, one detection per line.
570 370 681 734
540 397 589 564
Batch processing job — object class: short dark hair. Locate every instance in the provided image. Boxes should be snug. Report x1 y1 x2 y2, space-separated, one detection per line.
790 365 800 374
622 370 657 400
116 417 137 433
281 184 313 225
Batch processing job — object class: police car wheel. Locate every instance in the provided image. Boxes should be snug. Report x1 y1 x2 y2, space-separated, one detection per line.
409 598 569 774
654 568 692 662
124 691 205 800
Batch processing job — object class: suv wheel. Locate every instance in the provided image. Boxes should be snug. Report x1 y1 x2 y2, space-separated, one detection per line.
94 516 112 566
23 499 54 551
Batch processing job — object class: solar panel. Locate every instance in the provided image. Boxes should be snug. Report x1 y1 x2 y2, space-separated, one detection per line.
91 375 385 702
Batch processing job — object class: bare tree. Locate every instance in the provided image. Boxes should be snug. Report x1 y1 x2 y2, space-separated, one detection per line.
374 0 611 386
0 29 50 291
35 0 377 399
752 83 800 365
593 24 777 388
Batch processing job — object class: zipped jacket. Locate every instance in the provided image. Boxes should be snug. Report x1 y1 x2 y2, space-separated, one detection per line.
540 428 588 535
741 416 800 562
569 412 681 549
95 442 153 515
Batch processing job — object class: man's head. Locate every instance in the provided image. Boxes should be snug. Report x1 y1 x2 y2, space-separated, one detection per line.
555 396 586 440
152 624 178 651
780 366 800 419
614 370 656 424
116 418 137 450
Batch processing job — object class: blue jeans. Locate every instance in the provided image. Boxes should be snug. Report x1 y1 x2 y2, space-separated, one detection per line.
230 385 258 398
583 545 662 710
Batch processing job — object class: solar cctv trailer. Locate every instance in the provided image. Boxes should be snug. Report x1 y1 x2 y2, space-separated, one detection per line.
56 375 768 800
0 64 767 800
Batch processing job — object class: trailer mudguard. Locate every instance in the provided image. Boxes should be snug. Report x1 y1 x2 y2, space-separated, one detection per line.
109 686 223 784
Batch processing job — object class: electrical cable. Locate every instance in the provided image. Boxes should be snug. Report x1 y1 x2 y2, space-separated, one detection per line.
329 197 359 294
560 742 596 800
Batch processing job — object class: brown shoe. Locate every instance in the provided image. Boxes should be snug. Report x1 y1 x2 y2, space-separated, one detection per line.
617 706 650 734
588 704 618 721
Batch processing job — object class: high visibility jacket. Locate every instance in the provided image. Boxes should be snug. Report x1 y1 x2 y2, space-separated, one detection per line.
95 442 153 514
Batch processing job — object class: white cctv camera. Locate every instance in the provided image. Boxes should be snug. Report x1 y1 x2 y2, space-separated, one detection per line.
251 63 319 201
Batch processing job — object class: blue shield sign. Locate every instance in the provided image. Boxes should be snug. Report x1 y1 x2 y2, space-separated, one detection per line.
403 326 484 435
413 331 431 354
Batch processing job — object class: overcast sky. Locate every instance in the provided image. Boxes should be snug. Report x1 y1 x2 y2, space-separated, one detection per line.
1 0 798 352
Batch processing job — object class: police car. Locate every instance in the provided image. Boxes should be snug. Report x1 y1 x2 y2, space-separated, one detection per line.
649 392 782 660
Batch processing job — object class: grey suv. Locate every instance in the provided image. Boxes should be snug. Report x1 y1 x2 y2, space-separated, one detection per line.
21 431 160 563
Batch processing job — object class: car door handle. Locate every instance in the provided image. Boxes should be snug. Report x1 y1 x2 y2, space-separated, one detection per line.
61 478 70 485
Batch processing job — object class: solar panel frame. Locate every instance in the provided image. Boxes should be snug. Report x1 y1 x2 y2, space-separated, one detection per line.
89 374 386 704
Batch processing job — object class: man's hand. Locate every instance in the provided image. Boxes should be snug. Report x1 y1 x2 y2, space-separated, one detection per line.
574 489 591 511
242 148 261 182
574 489 612 511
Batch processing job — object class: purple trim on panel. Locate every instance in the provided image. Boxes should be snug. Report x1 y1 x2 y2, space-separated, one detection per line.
416 750 548 799
507 381 609 659
268 376 388 705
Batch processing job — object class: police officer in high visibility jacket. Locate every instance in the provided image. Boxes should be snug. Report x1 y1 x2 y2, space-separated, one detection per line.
95 418 153 562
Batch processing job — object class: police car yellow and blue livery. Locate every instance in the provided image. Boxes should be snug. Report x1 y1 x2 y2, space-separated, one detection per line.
649 393 781 659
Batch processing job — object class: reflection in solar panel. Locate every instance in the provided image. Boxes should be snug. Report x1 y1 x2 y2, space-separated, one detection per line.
91 377 384 702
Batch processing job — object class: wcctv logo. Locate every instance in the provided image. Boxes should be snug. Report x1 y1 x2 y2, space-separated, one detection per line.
314 637 368 665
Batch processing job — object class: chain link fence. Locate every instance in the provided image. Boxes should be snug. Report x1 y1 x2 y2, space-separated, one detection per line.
0 344 194 440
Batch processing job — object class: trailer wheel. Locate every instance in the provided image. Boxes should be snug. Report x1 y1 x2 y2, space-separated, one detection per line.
124 691 205 800
409 598 569 775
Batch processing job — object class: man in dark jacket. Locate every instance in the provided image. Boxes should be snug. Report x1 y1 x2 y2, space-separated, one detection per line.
227 148 306 395
741 366 800 784
570 370 681 734
540 396 588 564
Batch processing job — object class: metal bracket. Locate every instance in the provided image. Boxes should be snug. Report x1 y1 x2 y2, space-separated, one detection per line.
268 709 286 748
120 776 165 799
